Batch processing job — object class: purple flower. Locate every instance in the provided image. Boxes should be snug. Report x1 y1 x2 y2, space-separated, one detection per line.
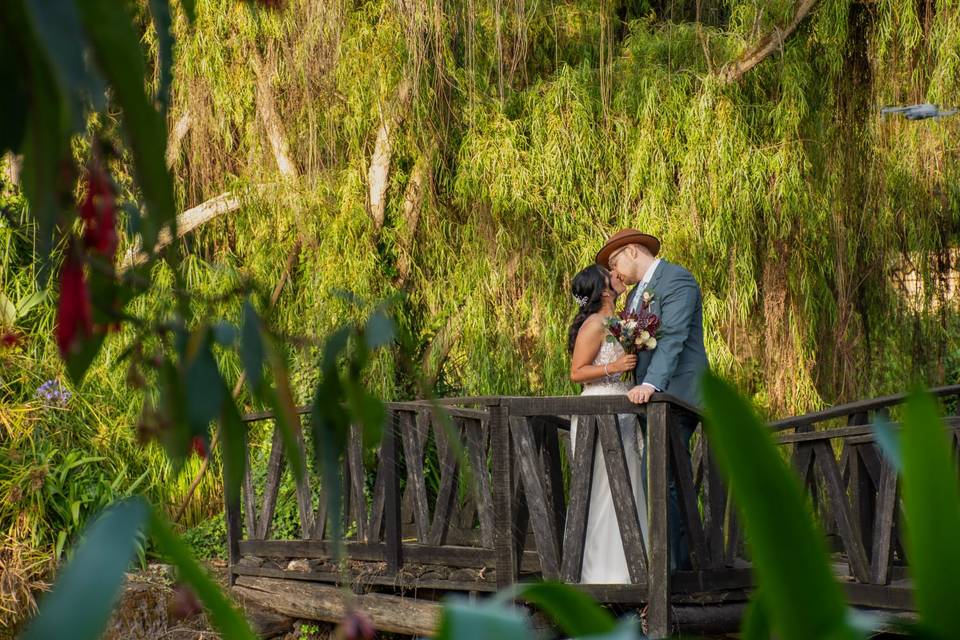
35 379 72 407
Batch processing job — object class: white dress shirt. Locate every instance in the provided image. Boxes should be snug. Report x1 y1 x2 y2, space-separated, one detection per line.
632 258 661 390
629 258 661 312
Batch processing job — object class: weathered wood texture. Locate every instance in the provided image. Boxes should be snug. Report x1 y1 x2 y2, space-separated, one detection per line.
234 576 441 636
227 389 960 626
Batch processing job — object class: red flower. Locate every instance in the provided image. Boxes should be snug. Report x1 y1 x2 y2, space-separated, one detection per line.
0 331 22 349
55 254 93 358
337 609 375 640
79 167 118 260
191 435 207 459
168 583 202 620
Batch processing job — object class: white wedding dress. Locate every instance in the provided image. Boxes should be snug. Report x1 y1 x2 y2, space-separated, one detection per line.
571 336 649 584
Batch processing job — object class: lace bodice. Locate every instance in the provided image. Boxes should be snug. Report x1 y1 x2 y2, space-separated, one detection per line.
583 335 631 393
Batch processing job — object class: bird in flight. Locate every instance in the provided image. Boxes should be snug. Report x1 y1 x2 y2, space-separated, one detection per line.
880 103 959 120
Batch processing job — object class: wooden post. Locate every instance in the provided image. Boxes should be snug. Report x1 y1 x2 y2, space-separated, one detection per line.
384 410 403 574
646 401 671 638
224 481 242 586
491 402 518 588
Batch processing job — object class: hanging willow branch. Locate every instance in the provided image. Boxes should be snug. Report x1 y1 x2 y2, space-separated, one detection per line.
717 0 818 84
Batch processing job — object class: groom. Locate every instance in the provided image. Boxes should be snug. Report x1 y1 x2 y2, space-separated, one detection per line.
596 228 709 571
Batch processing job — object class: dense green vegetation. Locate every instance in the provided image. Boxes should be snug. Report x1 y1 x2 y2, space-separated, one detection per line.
3 0 960 633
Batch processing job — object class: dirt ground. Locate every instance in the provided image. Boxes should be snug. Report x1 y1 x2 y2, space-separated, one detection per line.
103 561 339 640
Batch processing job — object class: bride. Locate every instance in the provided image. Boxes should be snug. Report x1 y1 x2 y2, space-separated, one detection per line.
568 264 649 583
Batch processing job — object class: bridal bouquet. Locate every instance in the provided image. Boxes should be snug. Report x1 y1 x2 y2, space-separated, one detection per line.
604 291 661 380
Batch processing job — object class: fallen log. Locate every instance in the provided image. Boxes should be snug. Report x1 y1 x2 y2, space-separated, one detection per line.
233 575 442 637
120 191 241 269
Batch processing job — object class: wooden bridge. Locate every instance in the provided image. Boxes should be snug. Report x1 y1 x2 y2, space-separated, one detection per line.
226 388 960 638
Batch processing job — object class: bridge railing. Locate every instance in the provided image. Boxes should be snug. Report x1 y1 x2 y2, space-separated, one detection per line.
225 385 960 636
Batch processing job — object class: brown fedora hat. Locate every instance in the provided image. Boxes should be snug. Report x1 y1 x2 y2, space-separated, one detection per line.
596 228 661 267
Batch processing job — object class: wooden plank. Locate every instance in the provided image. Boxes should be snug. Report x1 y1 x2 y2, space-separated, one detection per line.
401 411 431 542
858 442 882 487
669 416 709 570
767 383 960 431
312 486 328 540
428 418 462 546
293 417 315 540
234 576 442 636
347 425 368 542
596 414 647 582
536 417 567 555
367 444 388 542
870 458 898 585
646 402 671 638
511 438 531 564
238 539 507 569
242 448 258 538
849 445 876 554
842 582 915 611
491 405 517 587
812 441 871 583
502 394 698 419
511 416 561 579
257 425 286 540
700 437 727 569
383 412 403 573
465 417 495 548
560 415 597 583
225 491 242 586
232 565 497 593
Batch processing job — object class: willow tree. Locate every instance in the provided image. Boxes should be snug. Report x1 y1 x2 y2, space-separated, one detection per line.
145 0 960 417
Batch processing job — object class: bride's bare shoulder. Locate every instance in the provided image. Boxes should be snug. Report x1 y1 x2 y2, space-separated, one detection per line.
577 314 606 338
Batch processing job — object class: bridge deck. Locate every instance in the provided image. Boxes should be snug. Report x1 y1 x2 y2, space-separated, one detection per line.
226 387 960 637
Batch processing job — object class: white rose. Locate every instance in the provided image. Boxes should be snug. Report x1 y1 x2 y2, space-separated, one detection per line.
638 330 650 342
645 337 658 349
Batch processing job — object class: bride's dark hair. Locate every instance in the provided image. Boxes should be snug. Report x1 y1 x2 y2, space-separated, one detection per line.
568 264 610 353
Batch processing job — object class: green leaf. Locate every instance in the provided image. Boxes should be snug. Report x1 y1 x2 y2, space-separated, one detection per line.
22 497 149 640
19 23 68 280
496 581 615 637
23 0 106 130
241 299 265 393
436 597 531 640
77 0 176 252
147 0 173 115
178 0 196 23
211 321 239 346
183 329 224 434
219 396 247 507
899 390 960 639
871 416 902 473
364 307 395 349
15 289 47 319
741 591 772 640
700 372 857 640
0 15 29 153
0 293 15 326
65 331 106 384
264 340 306 483
345 380 385 448
149 508 257 640
579 617 641 640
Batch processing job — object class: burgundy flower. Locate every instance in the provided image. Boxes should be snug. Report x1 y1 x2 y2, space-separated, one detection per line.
79 167 118 260
0 331 22 348
168 583 202 620
55 254 93 358
337 609 375 640
191 435 207 459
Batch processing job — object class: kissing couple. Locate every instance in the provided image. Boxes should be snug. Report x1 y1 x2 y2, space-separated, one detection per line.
566 228 709 583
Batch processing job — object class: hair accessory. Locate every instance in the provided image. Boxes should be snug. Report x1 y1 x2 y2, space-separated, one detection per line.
573 294 589 307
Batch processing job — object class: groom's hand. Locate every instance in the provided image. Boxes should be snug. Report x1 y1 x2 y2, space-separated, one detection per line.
627 384 655 404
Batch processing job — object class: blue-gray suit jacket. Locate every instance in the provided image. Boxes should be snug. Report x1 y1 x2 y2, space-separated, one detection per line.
628 260 709 407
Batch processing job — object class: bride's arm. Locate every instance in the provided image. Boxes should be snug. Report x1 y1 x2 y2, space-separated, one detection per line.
569 319 635 383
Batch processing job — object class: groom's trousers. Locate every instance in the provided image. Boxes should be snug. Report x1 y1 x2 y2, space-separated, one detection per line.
639 411 697 573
